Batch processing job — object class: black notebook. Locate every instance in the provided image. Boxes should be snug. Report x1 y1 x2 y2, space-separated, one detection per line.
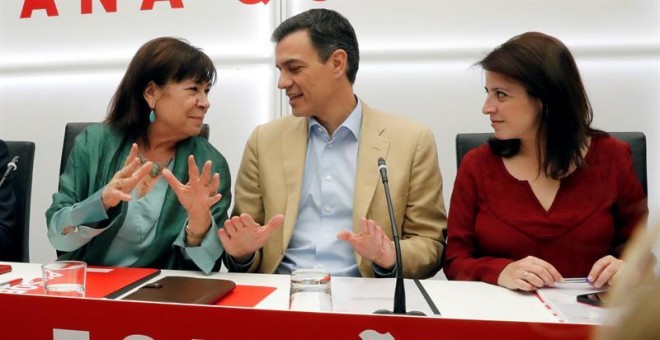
123 276 236 305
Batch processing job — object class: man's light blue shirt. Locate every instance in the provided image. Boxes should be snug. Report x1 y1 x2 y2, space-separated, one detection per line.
277 100 363 277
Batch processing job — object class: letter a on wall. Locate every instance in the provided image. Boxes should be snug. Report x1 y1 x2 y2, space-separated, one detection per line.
140 0 184 10
20 0 58 18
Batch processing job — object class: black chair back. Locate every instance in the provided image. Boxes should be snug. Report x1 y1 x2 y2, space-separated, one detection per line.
5 141 35 262
60 122 210 176
455 132 648 195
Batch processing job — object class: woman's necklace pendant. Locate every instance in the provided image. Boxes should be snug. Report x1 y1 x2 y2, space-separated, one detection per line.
137 152 169 178
150 163 163 178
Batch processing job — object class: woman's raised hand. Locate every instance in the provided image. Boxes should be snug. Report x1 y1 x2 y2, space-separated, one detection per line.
101 143 152 210
162 155 222 238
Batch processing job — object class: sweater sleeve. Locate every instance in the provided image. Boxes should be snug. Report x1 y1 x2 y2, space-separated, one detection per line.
443 149 512 284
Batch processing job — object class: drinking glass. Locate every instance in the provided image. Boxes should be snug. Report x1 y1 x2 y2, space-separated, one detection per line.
289 269 332 312
42 261 86 297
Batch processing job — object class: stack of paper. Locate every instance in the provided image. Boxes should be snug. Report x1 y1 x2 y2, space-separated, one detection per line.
536 282 613 324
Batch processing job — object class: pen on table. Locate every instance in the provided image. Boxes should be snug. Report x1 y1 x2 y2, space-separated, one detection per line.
563 277 588 283
0 278 23 288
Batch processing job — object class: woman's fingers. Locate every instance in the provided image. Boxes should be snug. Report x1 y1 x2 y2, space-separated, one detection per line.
187 155 200 182
499 256 565 291
123 143 139 167
199 160 213 184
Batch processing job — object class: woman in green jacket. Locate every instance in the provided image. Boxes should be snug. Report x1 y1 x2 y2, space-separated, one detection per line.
46 37 231 274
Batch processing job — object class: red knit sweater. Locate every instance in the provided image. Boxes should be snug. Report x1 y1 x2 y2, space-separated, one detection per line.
444 134 647 284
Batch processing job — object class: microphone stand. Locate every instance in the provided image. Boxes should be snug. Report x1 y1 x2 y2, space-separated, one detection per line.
374 158 425 316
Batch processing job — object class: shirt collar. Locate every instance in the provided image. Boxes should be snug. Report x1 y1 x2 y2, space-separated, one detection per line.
308 97 362 140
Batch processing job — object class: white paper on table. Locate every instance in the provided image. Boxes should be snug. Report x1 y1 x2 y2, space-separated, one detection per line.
536 282 614 324
420 280 558 322
331 277 437 316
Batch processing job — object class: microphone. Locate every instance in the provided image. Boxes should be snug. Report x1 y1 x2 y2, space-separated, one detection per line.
374 157 425 316
0 156 19 187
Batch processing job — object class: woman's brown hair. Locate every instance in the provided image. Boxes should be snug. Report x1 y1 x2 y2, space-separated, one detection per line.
104 37 216 145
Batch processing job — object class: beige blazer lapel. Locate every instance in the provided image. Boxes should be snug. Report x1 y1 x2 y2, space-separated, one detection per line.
354 105 389 274
280 117 308 253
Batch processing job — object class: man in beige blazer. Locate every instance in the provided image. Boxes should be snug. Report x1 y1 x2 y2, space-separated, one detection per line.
219 9 447 279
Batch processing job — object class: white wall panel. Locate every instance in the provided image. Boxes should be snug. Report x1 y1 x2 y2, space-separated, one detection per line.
1 1 275 69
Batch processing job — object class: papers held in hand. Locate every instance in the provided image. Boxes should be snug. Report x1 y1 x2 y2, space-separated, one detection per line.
123 276 236 305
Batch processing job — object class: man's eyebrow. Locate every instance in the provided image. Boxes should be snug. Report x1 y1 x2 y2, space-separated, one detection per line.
278 59 302 68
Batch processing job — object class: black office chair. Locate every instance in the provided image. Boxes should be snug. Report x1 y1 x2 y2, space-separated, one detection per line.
60 122 211 176
4 141 35 262
455 132 648 195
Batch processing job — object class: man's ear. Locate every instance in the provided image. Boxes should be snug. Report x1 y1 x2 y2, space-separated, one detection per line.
143 81 158 109
330 49 348 80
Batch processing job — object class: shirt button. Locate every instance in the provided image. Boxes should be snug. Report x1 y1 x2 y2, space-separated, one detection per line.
324 206 332 213
325 175 333 181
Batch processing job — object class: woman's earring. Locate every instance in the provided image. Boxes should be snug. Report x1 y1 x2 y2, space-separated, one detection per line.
149 110 156 123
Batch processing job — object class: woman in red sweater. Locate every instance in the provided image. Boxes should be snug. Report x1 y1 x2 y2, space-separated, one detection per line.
444 32 647 291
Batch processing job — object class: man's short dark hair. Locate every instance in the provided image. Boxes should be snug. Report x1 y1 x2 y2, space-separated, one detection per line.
272 9 359 84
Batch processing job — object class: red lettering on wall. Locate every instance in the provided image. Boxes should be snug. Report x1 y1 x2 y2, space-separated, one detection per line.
20 0 58 18
239 0 324 5
239 0 269 4
81 0 118 14
140 0 184 11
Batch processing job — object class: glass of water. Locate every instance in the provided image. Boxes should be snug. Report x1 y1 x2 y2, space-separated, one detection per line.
289 269 332 312
41 260 86 297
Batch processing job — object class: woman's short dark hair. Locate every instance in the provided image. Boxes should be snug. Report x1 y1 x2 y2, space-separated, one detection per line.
271 8 359 84
105 37 216 143
479 32 596 179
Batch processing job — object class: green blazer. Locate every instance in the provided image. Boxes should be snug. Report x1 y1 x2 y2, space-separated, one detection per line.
46 124 231 271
